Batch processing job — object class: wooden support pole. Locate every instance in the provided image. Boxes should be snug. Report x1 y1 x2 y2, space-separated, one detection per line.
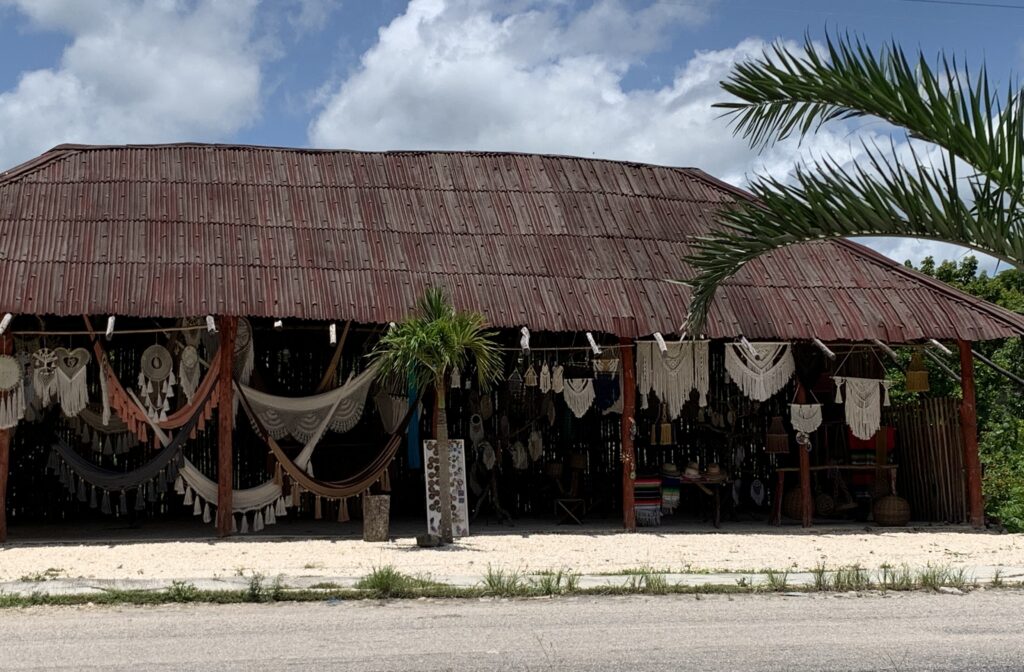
619 337 636 532
958 340 985 528
217 317 238 537
796 382 813 528
0 333 10 542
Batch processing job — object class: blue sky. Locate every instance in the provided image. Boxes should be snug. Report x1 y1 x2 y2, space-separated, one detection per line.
1 0 1021 268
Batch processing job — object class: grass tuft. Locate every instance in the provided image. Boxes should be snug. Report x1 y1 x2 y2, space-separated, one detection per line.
481 566 527 597
763 569 789 592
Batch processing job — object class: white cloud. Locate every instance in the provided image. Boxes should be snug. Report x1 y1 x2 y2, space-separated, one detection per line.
308 0 864 187
0 0 264 170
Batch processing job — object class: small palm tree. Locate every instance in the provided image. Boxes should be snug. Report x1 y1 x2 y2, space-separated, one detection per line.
685 33 1024 335
370 287 502 543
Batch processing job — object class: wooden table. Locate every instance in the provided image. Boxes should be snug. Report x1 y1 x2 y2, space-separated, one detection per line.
771 465 899 526
677 477 732 528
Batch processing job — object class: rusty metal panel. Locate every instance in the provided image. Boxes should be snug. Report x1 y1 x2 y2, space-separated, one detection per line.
0 144 1022 342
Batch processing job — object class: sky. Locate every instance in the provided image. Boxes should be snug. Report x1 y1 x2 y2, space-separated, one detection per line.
1 0 1022 270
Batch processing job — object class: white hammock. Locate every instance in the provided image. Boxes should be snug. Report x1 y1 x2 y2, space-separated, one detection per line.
636 340 710 417
834 376 892 440
240 364 378 443
176 457 285 533
724 342 794 402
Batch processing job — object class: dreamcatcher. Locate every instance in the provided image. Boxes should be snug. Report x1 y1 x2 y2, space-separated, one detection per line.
138 344 176 421
0 354 25 429
178 345 201 403
54 347 91 417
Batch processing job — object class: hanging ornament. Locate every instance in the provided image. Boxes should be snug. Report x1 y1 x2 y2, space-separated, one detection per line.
551 365 564 394
178 345 201 403
450 366 461 389
511 441 528 470
0 354 26 429
523 365 538 388
31 348 59 406
539 363 551 393
140 344 173 419
54 347 91 417
789 403 823 435
904 350 930 393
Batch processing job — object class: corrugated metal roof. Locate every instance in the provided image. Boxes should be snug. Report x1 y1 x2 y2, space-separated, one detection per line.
0 142 1021 342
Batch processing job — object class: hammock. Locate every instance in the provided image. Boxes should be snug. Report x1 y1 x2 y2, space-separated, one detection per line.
176 457 285 532
724 342 795 402
238 364 377 443
87 319 222 443
236 381 415 517
47 387 210 514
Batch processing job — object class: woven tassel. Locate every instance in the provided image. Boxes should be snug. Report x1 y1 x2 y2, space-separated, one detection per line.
137 372 146 390
276 497 287 517
156 473 167 494
46 449 58 472
134 487 146 511
184 487 194 506
158 409 167 422
240 514 249 534
82 425 91 443
202 502 211 524
101 490 111 515
314 496 322 520
147 481 158 502
337 497 349 523
231 515 238 534
89 486 98 509
834 378 844 404
266 505 276 525
254 511 264 532
169 370 176 386
193 496 202 515
290 482 299 506
119 490 128 514
77 477 87 503
143 379 153 395
882 382 892 407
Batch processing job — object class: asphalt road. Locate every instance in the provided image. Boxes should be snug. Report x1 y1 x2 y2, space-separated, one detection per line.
1 592 1022 671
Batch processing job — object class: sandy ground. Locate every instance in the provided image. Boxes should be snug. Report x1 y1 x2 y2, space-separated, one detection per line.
2 524 1023 581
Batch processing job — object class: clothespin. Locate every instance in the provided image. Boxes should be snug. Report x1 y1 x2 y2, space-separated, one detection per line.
329 323 338 345
206 315 218 333
739 335 759 359
586 332 601 355
273 319 283 329
105 316 116 340
520 327 530 354
0 313 12 336
652 332 669 356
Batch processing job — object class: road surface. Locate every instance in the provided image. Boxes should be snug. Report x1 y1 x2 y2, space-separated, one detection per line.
1 592 1022 670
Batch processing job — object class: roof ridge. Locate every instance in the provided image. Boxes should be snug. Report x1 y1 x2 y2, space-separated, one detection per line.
0 146 82 186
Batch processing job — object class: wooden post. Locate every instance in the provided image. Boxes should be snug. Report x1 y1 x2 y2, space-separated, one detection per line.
619 337 636 531
217 317 238 537
0 334 9 543
796 382 813 528
958 340 984 528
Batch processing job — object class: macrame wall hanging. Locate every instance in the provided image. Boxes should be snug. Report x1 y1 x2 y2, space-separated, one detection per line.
833 376 892 440
138 344 175 421
178 345 201 404
551 365 564 394
539 363 551 393
234 318 255 385
636 340 710 418
31 348 58 407
724 342 795 402
0 354 26 429
54 347 91 417
789 403 823 438
562 378 596 419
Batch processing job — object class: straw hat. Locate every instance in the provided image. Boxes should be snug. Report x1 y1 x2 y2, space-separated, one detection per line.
661 463 680 477
683 461 700 479
706 463 722 478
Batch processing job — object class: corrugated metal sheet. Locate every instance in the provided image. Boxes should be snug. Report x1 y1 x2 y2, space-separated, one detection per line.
0 143 1021 342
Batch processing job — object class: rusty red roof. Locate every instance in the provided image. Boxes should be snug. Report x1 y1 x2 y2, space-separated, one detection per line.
0 143 1021 342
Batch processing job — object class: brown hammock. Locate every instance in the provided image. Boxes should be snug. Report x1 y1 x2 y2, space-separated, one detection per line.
235 380 417 519
84 316 222 442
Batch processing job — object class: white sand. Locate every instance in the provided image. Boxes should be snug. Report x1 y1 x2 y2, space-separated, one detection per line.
2 527 1022 580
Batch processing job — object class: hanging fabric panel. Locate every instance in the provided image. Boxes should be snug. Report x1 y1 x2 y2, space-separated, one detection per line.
724 342 795 402
636 340 710 417
833 376 893 440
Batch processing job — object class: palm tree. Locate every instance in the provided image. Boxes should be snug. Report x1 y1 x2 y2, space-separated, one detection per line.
684 33 1024 335
370 287 502 543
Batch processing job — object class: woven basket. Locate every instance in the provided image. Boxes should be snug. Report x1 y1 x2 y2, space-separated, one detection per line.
905 351 930 393
873 495 911 527
783 488 808 521
814 493 836 518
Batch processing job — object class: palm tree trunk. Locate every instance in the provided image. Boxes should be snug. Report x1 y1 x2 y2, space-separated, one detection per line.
435 377 454 543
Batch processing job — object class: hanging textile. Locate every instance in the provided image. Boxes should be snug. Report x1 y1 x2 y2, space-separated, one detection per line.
87 320 222 442
724 342 795 402
833 377 892 440
0 354 25 429
31 348 59 407
236 382 413 501
539 363 551 393
592 358 621 412
53 347 91 418
551 365 564 394
523 366 538 388
234 318 255 385
636 340 710 417
562 378 595 419
789 403 823 435
72 407 138 455
375 389 407 435
239 364 377 443
176 457 285 534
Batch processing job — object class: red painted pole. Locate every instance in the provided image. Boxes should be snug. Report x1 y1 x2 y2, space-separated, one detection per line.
796 382 813 528
217 317 238 537
0 333 9 543
958 340 984 528
619 337 636 531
